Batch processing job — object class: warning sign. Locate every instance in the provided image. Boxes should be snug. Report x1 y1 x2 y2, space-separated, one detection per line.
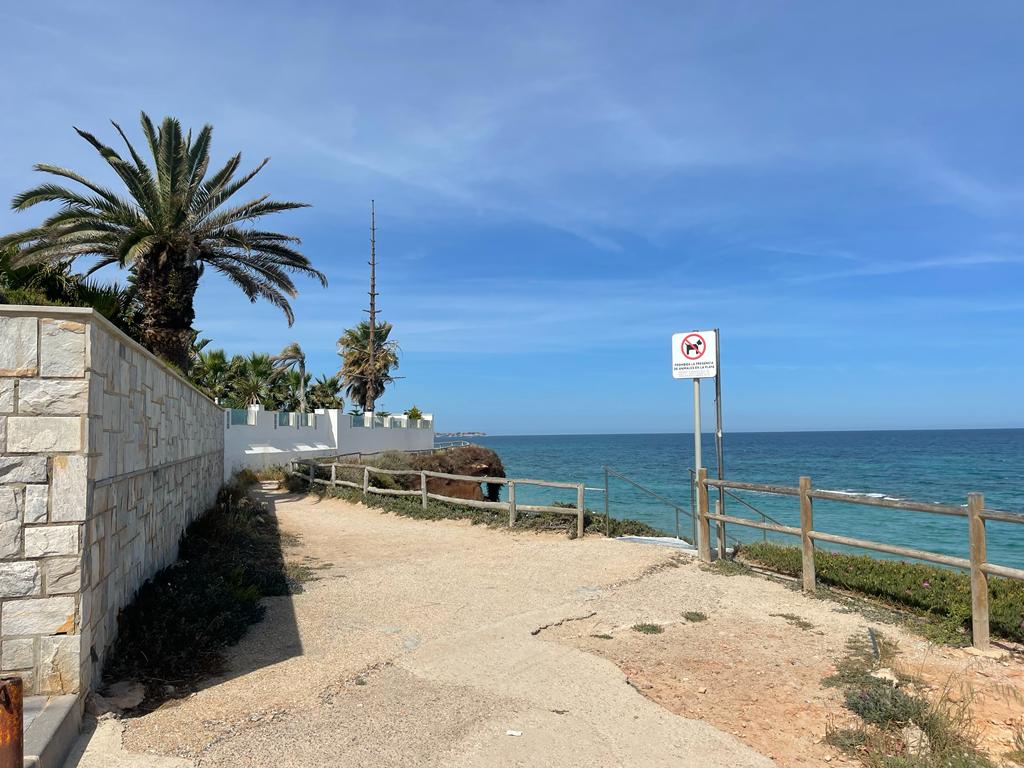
672 330 717 379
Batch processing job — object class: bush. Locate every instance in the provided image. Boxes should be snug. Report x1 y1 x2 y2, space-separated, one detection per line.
103 482 290 697
740 542 1024 644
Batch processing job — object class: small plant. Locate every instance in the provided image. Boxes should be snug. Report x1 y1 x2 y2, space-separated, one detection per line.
255 465 287 482
632 623 664 635
683 611 708 622
741 542 1024 645
771 612 815 631
708 559 751 577
824 631 997 767
404 405 424 420
1008 719 1024 765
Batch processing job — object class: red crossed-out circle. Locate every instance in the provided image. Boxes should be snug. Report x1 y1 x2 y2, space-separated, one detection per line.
681 333 706 360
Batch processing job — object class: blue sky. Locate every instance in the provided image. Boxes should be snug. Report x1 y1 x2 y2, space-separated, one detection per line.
2 1 1023 434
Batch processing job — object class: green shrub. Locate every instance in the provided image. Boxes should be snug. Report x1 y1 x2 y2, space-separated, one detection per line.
103 488 290 697
845 682 926 727
740 542 1024 644
632 623 663 634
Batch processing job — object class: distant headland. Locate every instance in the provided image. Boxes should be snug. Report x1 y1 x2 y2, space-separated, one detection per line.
437 431 487 437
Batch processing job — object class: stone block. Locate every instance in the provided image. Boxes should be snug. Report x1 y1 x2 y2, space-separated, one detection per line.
23 484 48 523
39 318 86 377
0 415 5 452
44 557 81 594
0 562 40 597
0 521 21 559
0 456 46 483
0 487 20 523
50 454 88 522
1 596 75 635
38 635 80 693
0 381 14 413
6 416 82 453
1 638 34 670
24 526 78 557
0 316 38 376
17 379 89 415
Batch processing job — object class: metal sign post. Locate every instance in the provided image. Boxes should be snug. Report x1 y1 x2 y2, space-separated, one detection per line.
672 330 719 554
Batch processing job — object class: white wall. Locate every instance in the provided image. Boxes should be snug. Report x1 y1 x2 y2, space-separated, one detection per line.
223 406 435 478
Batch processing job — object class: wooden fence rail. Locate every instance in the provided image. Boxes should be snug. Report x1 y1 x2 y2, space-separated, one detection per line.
695 468 1024 650
287 459 588 538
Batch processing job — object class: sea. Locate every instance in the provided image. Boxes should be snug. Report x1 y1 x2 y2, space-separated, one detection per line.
470 429 1024 569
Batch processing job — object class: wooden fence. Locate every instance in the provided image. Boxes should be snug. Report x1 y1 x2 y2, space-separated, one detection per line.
694 468 1024 650
287 459 588 538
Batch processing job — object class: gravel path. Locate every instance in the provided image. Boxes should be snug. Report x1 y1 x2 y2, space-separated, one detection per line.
66 488 780 767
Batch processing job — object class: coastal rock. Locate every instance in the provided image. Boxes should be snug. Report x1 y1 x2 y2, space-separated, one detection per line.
900 724 930 756
870 668 899 685
427 478 485 501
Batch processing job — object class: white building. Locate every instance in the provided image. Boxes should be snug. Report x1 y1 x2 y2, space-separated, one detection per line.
223 405 435 478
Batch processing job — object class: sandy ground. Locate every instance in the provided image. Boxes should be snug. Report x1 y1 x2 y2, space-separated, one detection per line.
64 490 1023 767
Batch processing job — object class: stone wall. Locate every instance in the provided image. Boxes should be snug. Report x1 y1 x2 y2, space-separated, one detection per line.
0 307 224 695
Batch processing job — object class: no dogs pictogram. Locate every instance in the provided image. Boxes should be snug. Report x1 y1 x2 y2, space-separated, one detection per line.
681 333 706 360
672 329 717 379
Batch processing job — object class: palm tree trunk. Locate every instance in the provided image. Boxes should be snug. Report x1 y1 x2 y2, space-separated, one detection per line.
298 361 307 413
134 250 201 373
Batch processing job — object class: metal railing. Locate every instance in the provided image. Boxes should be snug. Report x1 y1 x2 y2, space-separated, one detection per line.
228 408 252 426
434 439 470 450
692 468 1024 650
604 466 696 543
348 413 434 430
687 468 787 545
288 459 589 538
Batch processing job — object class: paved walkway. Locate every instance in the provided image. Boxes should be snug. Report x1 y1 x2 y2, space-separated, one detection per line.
65 490 775 767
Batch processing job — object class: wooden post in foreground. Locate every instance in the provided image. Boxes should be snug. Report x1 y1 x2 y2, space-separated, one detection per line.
576 483 585 539
697 468 711 563
0 676 24 768
967 492 989 650
508 481 517 526
420 471 428 509
308 462 314 487
715 499 726 560
330 464 337 486
362 467 370 497
799 476 816 593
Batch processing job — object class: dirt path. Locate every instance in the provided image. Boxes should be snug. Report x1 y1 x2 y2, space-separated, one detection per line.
65 490 1023 767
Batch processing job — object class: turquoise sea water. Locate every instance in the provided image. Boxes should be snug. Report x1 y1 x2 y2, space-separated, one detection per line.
471 430 1024 569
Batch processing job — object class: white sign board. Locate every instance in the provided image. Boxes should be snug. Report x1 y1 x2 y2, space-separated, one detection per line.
672 330 718 379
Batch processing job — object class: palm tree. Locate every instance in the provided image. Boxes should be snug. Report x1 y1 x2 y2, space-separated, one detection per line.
227 353 277 407
308 374 344 410
1 244 139 336
271 342 308 412
191 348 233 403
1 113 326 373
337 320 399 412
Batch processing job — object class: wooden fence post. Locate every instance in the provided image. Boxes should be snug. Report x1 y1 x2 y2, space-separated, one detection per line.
799 476 815 593
330 464 337 486
362 467 370 497
420 471 428 509
308 462 314 487
576 483 585 539
968 492 990 650
697 468 711 563
715 499 726 560
508 480 517 526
